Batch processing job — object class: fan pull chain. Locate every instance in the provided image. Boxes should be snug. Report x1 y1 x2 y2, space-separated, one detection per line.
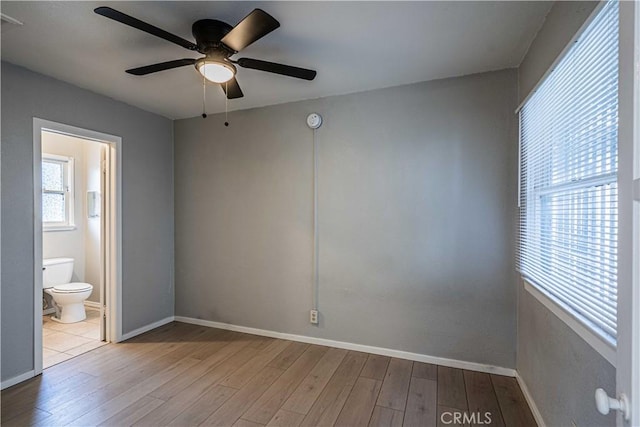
224 81 229 127
201 65 207 119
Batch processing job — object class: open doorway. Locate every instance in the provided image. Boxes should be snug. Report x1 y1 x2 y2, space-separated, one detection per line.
41 132 107 367
33 119 122 374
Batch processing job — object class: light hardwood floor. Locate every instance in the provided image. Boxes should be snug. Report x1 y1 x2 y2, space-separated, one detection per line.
1 322 536 427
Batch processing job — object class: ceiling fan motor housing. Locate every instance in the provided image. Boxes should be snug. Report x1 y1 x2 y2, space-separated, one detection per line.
192 19 234 55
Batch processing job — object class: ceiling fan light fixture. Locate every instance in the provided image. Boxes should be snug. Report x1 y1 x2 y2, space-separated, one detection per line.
95 7 317 100
196 58 235 83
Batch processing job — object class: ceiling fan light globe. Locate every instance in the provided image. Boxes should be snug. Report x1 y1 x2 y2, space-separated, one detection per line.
196 59 235 83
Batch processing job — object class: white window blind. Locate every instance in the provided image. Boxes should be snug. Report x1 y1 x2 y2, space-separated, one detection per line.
518 1 619 344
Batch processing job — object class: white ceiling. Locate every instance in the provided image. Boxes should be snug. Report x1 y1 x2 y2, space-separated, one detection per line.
1 1 552 119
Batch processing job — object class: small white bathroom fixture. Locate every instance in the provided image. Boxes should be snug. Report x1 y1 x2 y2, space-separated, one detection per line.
43 258 93 323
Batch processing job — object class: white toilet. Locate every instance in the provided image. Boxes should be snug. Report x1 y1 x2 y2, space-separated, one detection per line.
43 258 93 323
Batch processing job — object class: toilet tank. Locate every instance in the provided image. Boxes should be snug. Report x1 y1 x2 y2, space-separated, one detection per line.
43 258 74 289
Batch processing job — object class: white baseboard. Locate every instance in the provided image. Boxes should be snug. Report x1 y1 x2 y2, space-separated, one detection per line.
516 372 546 427
119 316 174 341
1 316 527 396
84 301 101 309
1 370 36 390
173 316 516 377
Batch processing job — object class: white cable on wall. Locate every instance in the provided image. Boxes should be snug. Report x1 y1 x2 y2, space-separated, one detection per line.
307 113 322 312
313 127 319 311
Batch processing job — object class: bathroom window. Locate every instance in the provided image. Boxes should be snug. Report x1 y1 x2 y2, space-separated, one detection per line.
42 154 75 230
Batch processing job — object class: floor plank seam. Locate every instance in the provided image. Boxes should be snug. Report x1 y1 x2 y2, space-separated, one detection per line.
367 382 385 425
373 357 393 419
461 369 470 411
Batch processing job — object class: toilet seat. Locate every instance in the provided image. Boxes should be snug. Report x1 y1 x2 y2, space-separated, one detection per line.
51 282 93 293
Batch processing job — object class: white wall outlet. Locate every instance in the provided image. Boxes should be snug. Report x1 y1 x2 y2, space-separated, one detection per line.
310 309 319 324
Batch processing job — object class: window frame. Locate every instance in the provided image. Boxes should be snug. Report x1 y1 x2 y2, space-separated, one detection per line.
517 0 619 365
42 153 75 231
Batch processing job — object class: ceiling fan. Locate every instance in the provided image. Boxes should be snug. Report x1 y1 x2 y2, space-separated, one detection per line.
94 7 317 100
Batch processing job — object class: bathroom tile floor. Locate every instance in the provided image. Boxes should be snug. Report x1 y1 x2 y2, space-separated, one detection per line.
42 308 107 369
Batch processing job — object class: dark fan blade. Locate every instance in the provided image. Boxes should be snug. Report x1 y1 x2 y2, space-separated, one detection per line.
236 58 316 80
220 77 244 99
126 59 196 75
220 9 280 52
94 6 197 50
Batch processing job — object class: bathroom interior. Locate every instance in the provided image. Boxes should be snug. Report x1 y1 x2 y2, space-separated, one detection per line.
41 130 107 369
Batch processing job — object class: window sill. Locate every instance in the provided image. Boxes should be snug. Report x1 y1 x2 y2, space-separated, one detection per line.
522 278 616 366
44 225 76 232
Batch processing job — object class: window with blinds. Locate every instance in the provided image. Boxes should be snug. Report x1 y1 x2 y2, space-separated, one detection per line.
518 1 619 345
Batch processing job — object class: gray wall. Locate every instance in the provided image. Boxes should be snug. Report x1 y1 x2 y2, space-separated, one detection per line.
1 61 174 382
175 69 518 368
518 1 599 103
518 291 616 427
515 2 616 426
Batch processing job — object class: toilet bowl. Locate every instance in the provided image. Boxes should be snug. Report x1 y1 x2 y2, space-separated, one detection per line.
43 258 93 323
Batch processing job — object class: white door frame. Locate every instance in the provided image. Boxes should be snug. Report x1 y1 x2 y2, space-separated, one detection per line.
616 1 639 426
33 118 123 376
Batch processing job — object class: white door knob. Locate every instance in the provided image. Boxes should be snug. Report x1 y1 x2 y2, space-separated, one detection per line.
595 388 631 420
